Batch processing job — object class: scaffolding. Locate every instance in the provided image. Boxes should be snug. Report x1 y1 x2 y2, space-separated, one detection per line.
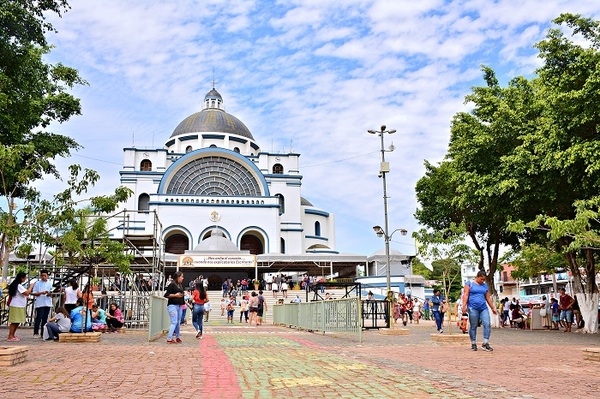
1 210 165 329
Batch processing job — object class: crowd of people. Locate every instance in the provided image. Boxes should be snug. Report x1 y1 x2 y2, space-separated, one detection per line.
498 287 580 332
5 270 125 342
164 272 272 344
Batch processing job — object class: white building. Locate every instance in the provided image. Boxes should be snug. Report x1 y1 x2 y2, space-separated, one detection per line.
108 88 367 285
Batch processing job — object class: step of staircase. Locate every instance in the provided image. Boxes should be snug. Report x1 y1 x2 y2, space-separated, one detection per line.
198 289 356 322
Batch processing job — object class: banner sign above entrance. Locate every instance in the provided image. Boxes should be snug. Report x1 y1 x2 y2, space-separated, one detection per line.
178 254 257 268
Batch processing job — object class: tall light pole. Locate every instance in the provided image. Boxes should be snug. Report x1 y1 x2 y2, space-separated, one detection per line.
368 125 396 294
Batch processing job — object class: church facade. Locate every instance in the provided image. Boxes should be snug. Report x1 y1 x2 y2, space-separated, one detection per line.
113 88 337 261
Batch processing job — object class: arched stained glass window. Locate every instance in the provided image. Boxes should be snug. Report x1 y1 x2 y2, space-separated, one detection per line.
166 156 261 196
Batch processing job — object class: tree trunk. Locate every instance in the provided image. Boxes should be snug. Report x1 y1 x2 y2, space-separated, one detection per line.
576 292 598 334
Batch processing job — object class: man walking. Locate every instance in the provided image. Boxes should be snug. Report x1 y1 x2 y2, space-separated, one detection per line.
558 287 575 332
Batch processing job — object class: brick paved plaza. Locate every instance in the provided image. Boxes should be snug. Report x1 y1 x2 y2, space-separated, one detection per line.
0 319 598 398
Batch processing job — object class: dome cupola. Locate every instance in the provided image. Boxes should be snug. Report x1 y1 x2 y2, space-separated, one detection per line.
170 87 254 140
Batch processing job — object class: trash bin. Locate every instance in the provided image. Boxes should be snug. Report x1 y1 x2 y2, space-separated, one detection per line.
530 307 544 329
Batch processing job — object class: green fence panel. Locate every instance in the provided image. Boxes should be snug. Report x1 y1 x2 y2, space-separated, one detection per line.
273 298 362 343
148 295 169 341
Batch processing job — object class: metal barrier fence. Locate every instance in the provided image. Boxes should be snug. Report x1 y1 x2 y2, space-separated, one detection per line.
148 295 169 341
361 300 390 329
273 297 362 343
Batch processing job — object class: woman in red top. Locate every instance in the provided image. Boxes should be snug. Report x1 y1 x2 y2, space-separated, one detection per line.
192 282 209 338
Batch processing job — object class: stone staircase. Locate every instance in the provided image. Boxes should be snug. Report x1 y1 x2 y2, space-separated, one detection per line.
201 288 355 323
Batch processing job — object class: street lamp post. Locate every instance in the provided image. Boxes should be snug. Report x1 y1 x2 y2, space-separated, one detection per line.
368 125 396 294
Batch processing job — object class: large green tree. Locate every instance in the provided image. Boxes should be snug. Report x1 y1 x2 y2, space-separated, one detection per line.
1 0 86 281
509 14 600 333
415 68 540 294
1 0 85 194
417 13 600 333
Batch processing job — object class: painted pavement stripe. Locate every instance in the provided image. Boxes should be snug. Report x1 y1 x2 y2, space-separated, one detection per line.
213 333 478 399
199 334 244 398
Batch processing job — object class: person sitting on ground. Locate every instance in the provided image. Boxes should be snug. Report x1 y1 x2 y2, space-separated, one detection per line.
105 302 125 332
293 294 301 303
45 307 71 341
91 304 108 331
70 298 92 333
510 300 526 329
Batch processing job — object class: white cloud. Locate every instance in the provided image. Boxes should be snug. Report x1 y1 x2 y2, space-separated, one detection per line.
36 0 600 256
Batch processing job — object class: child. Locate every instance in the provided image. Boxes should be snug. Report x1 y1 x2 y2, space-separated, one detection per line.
392 298 400 324
226 297 235 324
413 298 421 324
204 301 211 322
220 298 226 316
91 304 108 331
551 298 560 330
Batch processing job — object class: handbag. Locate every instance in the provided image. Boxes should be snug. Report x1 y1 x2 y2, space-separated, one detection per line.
539 308 547 317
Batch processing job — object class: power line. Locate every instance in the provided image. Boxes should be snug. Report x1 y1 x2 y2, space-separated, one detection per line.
303 150 379 168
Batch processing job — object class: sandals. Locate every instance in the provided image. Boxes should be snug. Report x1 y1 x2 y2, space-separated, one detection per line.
6 337 20 342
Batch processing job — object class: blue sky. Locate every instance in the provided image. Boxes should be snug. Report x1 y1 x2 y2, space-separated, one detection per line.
39 0 600 257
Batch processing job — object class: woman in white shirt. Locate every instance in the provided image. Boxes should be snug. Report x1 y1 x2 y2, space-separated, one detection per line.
7 272 34 341
63 279 82 314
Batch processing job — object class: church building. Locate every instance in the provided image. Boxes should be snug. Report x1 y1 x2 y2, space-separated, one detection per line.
109 87 353 284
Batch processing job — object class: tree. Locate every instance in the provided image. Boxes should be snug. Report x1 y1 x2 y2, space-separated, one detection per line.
411 258 432 280
1 149 132 281
1 1 85 197
1 1 87 283
510 197 600 333
415 68 539 295
502 243 567 283
506 14 600 333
